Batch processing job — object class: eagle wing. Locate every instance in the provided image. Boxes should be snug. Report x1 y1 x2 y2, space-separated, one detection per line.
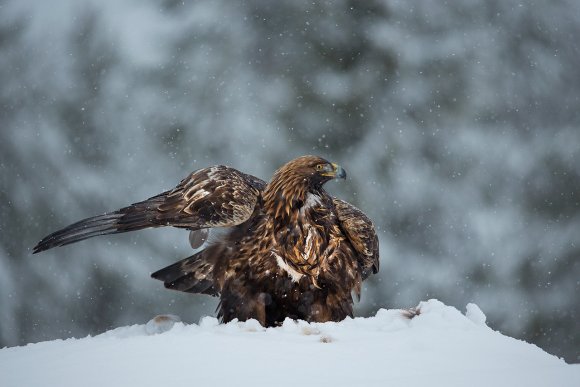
33 165 265 253
333 198 379 280
155 165 265 228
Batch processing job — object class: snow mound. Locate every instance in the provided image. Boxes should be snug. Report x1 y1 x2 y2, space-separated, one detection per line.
1 299 578 387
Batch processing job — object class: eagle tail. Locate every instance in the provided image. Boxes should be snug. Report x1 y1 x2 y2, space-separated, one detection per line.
32 193 168 254
151 250 218 296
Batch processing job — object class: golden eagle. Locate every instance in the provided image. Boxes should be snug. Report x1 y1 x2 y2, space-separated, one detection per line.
33 156 379 326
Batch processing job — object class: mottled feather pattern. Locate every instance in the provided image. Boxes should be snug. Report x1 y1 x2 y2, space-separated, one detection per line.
333 198 380 280
157 165 262 228
34 156 379 327
32 166 261 253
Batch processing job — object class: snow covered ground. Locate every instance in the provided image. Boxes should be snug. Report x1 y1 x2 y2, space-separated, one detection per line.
1 299 577 387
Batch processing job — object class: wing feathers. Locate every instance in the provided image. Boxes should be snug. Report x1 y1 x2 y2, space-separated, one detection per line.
34 156 381 326
333 198 380 279
151 251 218 296
155 165 264 228
33 166 264 253
32 194 168 254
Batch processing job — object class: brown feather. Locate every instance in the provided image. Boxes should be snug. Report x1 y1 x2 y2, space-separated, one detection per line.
333 198 380 280
34 155 380 327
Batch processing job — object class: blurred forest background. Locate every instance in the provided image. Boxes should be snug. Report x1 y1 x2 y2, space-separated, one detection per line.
1 0 578 362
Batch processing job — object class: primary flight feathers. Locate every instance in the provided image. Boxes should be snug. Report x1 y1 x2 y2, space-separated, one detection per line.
34 155 379 326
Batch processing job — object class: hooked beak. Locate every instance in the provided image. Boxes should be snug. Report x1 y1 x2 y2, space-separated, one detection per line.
326 163 347 180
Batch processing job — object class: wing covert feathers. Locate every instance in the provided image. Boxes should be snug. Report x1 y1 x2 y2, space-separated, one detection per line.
156 165 264 228
333 198 380 279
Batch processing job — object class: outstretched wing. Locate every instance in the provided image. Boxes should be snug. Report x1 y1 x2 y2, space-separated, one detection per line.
333 198 379 280
33 165 265 253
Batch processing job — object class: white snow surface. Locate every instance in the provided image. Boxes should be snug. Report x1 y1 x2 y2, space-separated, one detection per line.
1 299 578 387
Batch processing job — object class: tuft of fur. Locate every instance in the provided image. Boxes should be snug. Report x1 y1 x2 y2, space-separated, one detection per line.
401 307 421 319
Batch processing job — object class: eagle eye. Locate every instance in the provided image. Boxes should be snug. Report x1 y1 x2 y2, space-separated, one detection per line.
315 164 324 171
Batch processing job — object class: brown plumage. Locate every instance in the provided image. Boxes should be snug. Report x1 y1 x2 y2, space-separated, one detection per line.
33 155 379 326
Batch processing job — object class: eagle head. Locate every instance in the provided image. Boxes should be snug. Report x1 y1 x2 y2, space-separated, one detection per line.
264 156 347 219
274 155 346 190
